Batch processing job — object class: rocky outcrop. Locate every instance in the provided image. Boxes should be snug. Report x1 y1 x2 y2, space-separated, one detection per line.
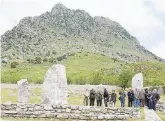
1 3 163 62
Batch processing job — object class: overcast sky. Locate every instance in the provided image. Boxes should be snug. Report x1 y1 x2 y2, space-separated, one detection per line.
0 0 165 59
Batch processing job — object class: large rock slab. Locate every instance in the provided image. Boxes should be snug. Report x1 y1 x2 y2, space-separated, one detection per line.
17 79 29 103
132 73 143 91
42 64 67 105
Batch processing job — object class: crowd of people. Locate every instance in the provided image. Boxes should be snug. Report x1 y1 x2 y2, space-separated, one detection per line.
84 87 161 110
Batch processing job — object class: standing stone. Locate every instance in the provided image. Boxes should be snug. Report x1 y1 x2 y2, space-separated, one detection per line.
132 73 143 91
42 64 67 105
17 79 29 103
158 86 164 95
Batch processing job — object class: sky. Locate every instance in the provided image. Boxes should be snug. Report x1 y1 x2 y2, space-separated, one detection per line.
0 0 165 59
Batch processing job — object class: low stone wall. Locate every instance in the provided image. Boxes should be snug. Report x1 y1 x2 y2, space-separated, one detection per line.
156 101 165 113
1 103 139 120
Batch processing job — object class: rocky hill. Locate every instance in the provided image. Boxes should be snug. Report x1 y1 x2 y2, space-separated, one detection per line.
1 3 164 62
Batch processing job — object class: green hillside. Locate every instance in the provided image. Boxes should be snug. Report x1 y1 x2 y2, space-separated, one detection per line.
1 52 165 86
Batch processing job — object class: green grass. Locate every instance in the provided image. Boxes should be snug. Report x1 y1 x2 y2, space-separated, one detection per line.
160 94 165 102
1 52 165 86
156 111 165 121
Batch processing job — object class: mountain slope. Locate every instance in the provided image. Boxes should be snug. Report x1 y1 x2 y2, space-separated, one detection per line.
1 3 163 62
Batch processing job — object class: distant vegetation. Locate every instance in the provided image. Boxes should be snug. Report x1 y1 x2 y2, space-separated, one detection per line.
1 52 165 87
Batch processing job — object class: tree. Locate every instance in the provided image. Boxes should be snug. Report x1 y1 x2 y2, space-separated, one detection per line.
118 70 133 89
11 61 19 68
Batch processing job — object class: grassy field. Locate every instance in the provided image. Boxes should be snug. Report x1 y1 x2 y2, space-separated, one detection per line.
1 52 165 87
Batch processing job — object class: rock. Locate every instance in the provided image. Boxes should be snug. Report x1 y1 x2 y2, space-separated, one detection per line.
17 79 29 103
158 86 164 95
163 110 165 115
42 64 67 105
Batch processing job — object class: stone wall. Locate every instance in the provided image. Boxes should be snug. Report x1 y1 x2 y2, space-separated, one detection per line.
1 103 139 121
156 101 165 112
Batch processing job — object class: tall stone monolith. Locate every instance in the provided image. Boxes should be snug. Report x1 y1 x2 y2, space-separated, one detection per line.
17 79 29 103
42 64 67 105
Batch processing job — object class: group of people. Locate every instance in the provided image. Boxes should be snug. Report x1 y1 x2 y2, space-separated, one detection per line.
84 87 161 110
126 88 160 110
84 88 117 107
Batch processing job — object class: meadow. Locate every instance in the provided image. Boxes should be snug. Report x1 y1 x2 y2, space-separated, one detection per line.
1 52 165 87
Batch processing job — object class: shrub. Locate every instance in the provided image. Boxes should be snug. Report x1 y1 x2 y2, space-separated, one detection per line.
52 50 56 55
49 58 56 63
10 61 19 68
43 58 48 62
27 58 30 62
57 55 67 61
35 57 42 64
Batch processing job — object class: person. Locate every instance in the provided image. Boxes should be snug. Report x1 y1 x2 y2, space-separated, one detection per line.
152 89 160 110
111 90 117 107
139 89 145 107
148 90 153 109
103 88 109 107
96 91 102 106
145 88 149 107
89 88 96 106
134 88 140 107
119 90 126 107
127 89 134 107
84 89 89 106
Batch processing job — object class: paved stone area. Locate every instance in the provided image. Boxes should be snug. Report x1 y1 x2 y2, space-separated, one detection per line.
145 108 162 121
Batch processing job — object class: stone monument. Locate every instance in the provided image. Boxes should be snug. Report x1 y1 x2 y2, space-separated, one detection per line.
132 73 143 91
42 64 67 105
158 86 164 95
17 79 29 103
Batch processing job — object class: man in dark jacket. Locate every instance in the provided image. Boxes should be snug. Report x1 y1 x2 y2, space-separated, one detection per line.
111 90 117 107
127 89 134 107
152 89 160 110
89 89 96 106
104 88 109 107
96 91 102 106
145 88 149 107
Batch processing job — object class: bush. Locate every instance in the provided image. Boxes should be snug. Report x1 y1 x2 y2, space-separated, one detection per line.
57 55 67 61
52 50 56 55
49 58 56 63
27 58 30 62
35 57 42 64
43 58 48 62
10 61 19 68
